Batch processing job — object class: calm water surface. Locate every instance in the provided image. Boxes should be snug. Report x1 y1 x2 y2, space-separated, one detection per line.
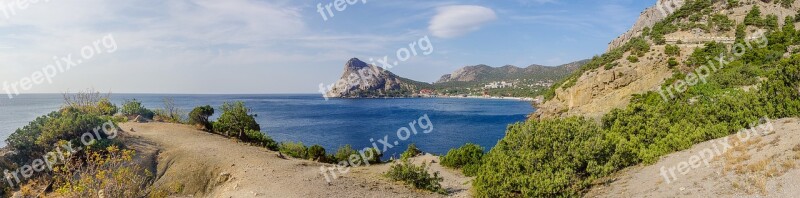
0 94 533 158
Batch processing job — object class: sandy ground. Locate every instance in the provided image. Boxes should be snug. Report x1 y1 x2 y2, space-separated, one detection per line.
118 122 471 198
586 118 800 198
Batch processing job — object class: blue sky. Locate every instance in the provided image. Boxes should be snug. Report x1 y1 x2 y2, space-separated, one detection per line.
0 0 653 94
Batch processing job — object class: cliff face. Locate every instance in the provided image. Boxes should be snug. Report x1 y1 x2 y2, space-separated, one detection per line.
607 0 686 51
325 58 427 98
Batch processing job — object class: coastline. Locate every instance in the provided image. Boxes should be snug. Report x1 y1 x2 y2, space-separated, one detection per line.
333 95 537 101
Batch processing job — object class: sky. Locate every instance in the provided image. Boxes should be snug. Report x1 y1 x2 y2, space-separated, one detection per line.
0 0 653 94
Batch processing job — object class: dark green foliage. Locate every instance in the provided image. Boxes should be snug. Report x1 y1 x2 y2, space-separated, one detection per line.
96 98 118 116
440 143 484 176
400 143 422 160
189 105 214 131
308 145 327 161
363 148 383 164
664 44 681 56
120 99 154 119
6 107 114 165
710 14 735 31
242 129 278 151
765 15 780 30
384 159 446 194
334 144 358 162
627 55 639 63
736 24 747 43
684 41 727 67
279 141 308 159
778 0 792 8
744 6 763 27
214 101 260 138
668 57 680 68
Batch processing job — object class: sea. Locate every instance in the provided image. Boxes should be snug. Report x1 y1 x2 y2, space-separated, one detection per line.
0 94 533 159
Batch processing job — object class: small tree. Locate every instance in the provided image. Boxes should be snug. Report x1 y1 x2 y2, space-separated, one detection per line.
334 145 358 162
214 101 260 138
308 145 327 162
189 105 214 131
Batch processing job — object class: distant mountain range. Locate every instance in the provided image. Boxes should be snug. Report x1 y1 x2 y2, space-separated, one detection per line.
325 58 586 98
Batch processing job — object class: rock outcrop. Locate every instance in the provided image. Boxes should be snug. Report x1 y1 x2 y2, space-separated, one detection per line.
325 58 428 98
608 0 686 51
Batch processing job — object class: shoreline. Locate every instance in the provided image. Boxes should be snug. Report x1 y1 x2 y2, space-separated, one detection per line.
333 95 537 101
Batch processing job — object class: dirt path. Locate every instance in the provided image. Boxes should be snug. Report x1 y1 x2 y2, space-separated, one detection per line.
119 122 469 198
585 118 800 198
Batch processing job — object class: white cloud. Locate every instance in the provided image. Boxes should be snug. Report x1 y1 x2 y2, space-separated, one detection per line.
428 5 497 39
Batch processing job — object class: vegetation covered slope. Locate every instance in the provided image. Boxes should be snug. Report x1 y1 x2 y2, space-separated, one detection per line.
536 0 800 119
471 0 800 197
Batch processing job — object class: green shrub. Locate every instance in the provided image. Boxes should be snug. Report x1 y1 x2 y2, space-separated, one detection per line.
667 57 679 68
626 55 639 63
664 44 680 56
362 148 383 164
744 5 763 27
334 144 358 162
308 145 327 161
474 117 606 198
96 98 118 116
400 143 421 160
242 129 278 151
214 101 260 138
120 99 154 119
384 159 446 194
279 142 308 159
440 143 484 176
189 105 214 131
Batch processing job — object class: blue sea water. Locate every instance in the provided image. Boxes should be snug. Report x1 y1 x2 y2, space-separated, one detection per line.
0 94 533 158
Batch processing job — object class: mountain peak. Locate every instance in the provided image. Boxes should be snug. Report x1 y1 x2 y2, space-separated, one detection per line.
345 58 369 70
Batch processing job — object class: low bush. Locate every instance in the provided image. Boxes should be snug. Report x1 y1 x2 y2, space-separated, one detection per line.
308 145 327 161
440 143 484 176
384 159 446 194
53 146 154 198
189 105 214 131
279 141 308 159
242 129 278 151
400 143 421 160
120 99 154 119
333 145 357 162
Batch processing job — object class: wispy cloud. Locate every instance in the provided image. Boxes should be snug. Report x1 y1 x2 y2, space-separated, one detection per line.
428 5 497 39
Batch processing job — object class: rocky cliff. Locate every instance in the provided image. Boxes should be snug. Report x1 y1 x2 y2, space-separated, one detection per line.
608 0 686 51
325 58 429 98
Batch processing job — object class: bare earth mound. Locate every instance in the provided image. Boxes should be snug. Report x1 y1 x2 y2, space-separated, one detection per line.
119 122 468 198
586 118 800 197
